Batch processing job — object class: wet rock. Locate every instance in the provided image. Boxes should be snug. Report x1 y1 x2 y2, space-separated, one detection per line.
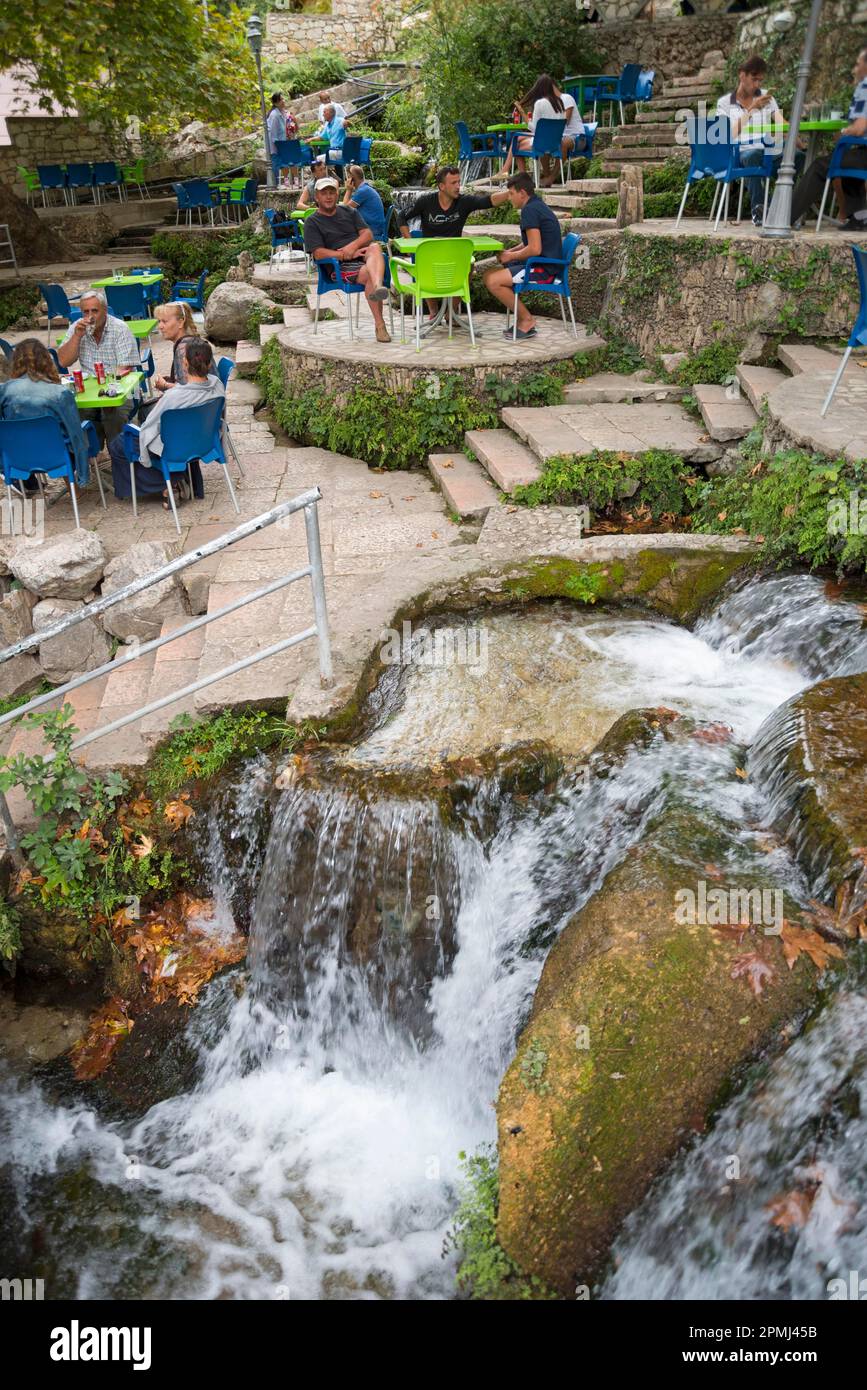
751 672 867 899
496 807 831 1296
9 531 107 600
0 586 40 698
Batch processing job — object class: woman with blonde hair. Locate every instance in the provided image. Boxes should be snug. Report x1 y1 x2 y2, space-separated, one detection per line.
0 337 90 483
153 300 201 392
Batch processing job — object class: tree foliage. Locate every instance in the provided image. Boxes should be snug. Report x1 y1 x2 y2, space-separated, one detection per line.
418 0 601 158
0 0 256 138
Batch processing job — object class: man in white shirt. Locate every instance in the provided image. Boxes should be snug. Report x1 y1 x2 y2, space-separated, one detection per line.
318 91 347 125
57 289 139 447
267 92 288 185
717 55 782 226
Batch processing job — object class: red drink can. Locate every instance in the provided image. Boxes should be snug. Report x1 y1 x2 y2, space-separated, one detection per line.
94 361 106 385
73 369 84 393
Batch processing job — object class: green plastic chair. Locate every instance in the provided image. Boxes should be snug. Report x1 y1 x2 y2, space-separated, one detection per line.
17 165 41 205
121 158 149 200
390 238 476 351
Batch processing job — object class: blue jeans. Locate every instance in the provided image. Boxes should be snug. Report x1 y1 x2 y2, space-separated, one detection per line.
739 146 806 215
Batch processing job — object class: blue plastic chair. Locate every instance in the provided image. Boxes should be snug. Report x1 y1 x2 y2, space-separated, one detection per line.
816 135 867 231
455 122 501 182
273 140 313 185
130 267 162 310
184 179 218 226
525 117 568 186
168 268 208 311
593 65 654 126
105 281 151 320
172 181 196 226
339 135 363 169
264 208 304 271
821 245 867 417
123 398 237 532
66 162 95 204
228 178 259 220
37 283 82 344
36 164 68 207
508 231 582 340
312 254 393 341
92 161 122 203
358 137 373 173
674 117 768 229
215 356 247 477
0 337 12 359
0 416 81 530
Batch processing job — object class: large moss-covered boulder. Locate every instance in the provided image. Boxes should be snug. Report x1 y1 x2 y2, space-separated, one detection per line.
495 810 833 1296
751 672 867 898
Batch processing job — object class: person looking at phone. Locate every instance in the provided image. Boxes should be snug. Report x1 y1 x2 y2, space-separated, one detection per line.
56 288 139 448
716 54 785 227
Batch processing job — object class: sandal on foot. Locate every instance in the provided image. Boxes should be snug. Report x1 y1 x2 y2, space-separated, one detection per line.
505 326 537 340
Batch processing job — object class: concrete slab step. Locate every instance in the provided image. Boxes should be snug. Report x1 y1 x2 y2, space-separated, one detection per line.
464 428 542 492
282 305 311 327
497 409 592 463
735 363 788 412
501 401 721 464
563 217 619 231
604 146 687 161
226 377 264 407
428 451 501 518
259 323 284 345
693 383 759 441
562 178 618 193
235 340 262 376
615 125 681 140
777 342 842 376
563 373 685 405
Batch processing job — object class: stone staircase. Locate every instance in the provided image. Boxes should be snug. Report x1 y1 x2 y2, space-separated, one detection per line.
601 52 727 177
425 341 852 517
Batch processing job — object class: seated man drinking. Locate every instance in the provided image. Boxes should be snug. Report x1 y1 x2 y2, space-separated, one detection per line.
303 177 392 343
108 339 224 509
56 288 139 450
483 172 563 341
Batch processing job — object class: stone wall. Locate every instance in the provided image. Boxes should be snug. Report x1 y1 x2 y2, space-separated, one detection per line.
0 117 111 198
592 14 741 79
265 0 402 63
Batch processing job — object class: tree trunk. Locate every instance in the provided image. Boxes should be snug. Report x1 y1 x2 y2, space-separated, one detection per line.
616 166 644 229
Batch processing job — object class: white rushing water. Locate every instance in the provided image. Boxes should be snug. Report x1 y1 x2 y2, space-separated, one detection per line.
1 575 866 1299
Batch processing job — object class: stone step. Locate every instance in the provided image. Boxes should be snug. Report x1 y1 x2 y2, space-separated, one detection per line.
258 322 284 345
282 304 311 327
501 401 721 465
693 383 759 442
464 428 541 492
601 165 666 178
234 339 262 376
636 111 680 124
664 70 726 90
82 649 158 771
645 95 710 113
427 451 501 518
562 178 618 193
615 124 681 141
735 363 788 412
563 373 685 406
603 146 687 162
777 341 842 376
563 216 620 230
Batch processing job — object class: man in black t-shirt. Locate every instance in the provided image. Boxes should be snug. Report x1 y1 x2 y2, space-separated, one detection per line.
483 172 565 341
398 165 510 238
304 177 391 342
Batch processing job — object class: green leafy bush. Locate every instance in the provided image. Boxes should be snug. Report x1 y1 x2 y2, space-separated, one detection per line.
513 448 693 519
265 47 348 100
670 338 742 388
690 448 867 574
443 1145 555 1299
0 284 40 332
146 708 318 801
150 225 271 300
380 92 428 149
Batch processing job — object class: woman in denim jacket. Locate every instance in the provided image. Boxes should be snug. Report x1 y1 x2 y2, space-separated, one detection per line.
0 338 91 484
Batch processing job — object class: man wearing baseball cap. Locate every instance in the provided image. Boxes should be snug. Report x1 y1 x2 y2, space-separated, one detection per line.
304 177 392 342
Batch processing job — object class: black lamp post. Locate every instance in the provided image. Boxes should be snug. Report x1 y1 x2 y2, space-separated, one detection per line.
246 13 273 188
761 0 824 239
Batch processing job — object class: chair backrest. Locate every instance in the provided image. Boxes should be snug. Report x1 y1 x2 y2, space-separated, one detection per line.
530 117 567 157
173 181 193 210
455 122 473 160
561 232 581 269
37 164 66 189
341 135 362 165
160 399 225 461
851 244 867 345
0 337 12 359
635 68 655 103
358 137 373 164
0 415 71 479
66 163 94 187
17 165 40 191
617 64 643 101
105 282 150 319
687 115 735 177
413 238 474 296
216 356 234 389
184 179 214 209
37 282 72 318
274 139 307 165
93 161 119 183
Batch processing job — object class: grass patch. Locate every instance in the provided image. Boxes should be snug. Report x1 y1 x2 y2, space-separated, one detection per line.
145 707 322 801
513 448 694 523
443 1145 557 1300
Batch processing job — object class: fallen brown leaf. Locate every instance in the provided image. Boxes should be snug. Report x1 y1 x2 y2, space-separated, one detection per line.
781 921 845 973
731 950 774 996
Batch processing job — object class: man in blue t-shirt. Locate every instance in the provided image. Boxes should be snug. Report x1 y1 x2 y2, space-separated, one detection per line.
343 165 386 241
483 172 564 340
791 46 867 229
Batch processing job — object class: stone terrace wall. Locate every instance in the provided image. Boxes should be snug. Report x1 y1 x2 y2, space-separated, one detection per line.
265 0 401 63
0 117 109 196
592 14 741 80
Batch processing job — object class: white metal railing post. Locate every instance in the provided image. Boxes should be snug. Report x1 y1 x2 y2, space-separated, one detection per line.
303 502 334 688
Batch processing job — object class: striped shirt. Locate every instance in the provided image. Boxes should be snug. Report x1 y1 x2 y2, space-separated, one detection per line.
850 77 867 121
61 314 138 372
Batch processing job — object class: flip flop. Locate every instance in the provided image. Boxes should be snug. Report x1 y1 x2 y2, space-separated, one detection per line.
505 327 537 340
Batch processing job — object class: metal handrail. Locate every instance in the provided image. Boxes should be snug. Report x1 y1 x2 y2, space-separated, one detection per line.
0 489 334 853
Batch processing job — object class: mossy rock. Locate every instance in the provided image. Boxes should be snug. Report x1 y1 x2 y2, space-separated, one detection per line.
16 904 112 986
495 807 836 1296
751 672 867 898
501 547 752 626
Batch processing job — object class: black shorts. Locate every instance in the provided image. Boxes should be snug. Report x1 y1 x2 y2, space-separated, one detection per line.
324 258 364 282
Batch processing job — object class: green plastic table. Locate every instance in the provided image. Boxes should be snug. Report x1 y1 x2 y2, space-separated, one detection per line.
487 123 527 133
291 206 317 218
749 118 848 163
127 319 157 341
91 273 162 288
69 371 143 409
391 237 503 338
563 74 606 116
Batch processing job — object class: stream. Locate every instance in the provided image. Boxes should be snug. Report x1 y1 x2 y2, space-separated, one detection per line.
1 573 866 1299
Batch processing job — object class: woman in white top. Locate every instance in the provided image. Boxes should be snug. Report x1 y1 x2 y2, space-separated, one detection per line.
497 75 586 185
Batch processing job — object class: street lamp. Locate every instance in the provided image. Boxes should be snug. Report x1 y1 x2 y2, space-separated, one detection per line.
761 0 824 239
246 13 273 187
